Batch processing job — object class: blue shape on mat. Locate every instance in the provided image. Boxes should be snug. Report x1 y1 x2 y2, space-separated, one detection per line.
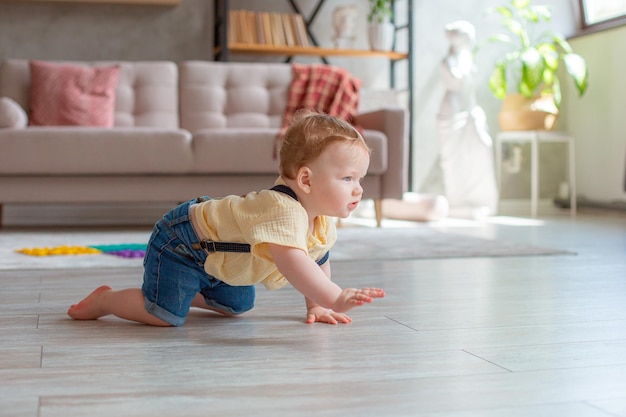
89 244 147 259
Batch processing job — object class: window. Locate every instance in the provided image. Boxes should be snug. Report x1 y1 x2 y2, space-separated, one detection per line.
579 0 626 32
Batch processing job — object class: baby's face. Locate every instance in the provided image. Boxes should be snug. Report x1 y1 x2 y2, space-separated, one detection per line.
306 141 370 219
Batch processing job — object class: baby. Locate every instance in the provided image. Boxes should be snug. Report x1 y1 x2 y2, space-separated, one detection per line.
68 111 385 326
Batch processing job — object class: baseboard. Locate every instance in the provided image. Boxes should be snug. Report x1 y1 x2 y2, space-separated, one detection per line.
497 199 572 217
554 197 626 212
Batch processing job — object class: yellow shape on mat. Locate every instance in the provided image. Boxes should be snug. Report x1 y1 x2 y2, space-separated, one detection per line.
16 245 103 256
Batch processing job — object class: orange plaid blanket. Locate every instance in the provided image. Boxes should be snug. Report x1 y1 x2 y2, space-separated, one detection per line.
275 63 362 157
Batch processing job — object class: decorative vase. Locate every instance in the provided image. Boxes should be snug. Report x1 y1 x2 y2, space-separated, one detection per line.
368 20 394 51
498 93 558 131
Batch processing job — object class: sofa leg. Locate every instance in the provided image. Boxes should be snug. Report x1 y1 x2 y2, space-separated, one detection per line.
374 199 383 227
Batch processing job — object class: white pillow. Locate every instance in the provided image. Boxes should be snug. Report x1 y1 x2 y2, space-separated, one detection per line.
0 97 28 128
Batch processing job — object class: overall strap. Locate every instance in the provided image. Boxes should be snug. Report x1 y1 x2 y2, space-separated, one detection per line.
191 240 250 253
270 184 298 201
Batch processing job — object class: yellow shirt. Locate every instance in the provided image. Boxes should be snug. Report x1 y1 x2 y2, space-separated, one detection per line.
189 180 337 290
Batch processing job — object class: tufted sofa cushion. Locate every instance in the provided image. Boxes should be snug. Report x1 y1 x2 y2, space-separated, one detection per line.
180 60 387 175
0 59 179 129
0 127 192 175
179 61 291 133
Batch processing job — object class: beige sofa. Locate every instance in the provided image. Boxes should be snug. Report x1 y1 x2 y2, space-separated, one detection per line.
0 59 408 226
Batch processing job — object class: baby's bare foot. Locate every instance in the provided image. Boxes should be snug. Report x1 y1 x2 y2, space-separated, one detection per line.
67 285 112 320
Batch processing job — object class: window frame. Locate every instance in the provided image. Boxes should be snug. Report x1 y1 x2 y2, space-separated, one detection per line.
576 0 626 36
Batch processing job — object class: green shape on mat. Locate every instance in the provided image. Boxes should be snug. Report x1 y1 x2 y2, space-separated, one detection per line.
89 244 147 252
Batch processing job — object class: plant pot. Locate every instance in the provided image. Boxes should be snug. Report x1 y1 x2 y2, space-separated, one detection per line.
368 21 394 51
498 94 558 131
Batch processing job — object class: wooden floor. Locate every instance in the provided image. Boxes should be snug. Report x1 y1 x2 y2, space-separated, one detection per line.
1 211 625 417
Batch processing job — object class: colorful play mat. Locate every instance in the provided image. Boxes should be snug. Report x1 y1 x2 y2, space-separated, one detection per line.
16 243 147 258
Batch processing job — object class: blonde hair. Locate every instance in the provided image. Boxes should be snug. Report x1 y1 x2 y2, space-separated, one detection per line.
279 111 370 180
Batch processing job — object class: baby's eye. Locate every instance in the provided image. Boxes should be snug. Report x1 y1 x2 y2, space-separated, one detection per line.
343 176 353 182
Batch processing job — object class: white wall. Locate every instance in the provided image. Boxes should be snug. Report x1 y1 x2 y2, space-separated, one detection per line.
561 26 626 203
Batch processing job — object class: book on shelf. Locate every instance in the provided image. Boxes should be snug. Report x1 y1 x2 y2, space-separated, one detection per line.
260 12 273 46
281 13 295 47
248 11 259 44
255 13 265 45
270 12 285 46
292 13 310 47
237 10 250 43
228 9 310 48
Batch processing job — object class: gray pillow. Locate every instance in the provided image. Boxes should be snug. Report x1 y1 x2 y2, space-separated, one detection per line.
0 97 28 128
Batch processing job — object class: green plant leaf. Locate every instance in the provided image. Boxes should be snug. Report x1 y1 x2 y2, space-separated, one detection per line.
513 0 530 9
481 0 589 102
519 8 540 22
520 47 544 96
526 5 552 22
551 33 574 54
552 77 562 108
368 0 393 23
542 67 554 86
563 53 589 96
488 34 514 44
537 43 558 70
504 18 524 37
486 5 513 18
489 64 507 99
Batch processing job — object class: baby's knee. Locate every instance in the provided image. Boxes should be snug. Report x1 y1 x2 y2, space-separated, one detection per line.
229 304 254 315
221 292 255 315
200 284 255 315
206 299 254 316
232 287 255 314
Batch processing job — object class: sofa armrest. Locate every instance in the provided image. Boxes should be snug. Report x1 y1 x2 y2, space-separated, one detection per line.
354 107 409 200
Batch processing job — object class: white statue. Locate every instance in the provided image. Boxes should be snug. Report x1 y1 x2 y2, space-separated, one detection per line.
332 5 358 48
437 20 498 219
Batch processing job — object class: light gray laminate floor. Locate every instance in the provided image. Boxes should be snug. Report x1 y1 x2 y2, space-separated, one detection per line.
1 211 625 417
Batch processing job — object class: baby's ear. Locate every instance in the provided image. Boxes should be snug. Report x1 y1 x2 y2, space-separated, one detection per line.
296 167 313 194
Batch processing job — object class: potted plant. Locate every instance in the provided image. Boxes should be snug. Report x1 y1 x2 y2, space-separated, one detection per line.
367 0 394 51
481 0 589 130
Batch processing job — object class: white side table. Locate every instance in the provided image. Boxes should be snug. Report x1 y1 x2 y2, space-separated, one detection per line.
495 130 576 217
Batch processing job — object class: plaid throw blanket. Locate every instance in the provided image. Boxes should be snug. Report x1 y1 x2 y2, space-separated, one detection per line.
275 63 362 157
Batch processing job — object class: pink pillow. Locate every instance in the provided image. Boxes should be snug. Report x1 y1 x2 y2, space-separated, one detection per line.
28 61 120 127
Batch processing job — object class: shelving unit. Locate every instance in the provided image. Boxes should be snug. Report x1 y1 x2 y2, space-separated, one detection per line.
213 0 411 75
220 43 408 61
213 0 413 185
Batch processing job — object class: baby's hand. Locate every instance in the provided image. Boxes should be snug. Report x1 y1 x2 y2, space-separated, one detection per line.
306 305 352 325
332 287 385 313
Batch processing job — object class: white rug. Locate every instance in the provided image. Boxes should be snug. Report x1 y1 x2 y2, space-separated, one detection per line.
0 226 572 271
0 228 151 270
